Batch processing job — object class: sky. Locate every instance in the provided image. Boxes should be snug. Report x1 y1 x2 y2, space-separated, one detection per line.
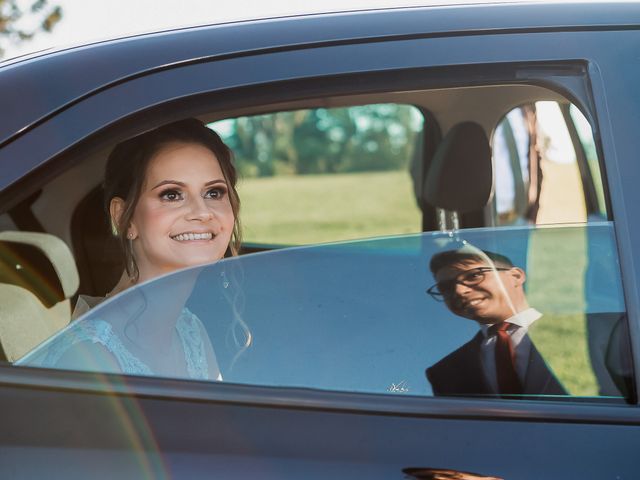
5 0 615 59
3 0 457 59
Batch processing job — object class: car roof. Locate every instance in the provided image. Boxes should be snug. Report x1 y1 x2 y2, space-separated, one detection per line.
1 1 639 147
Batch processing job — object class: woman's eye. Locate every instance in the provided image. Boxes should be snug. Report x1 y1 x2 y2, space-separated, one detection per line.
205 187 227 200
159 189 183 201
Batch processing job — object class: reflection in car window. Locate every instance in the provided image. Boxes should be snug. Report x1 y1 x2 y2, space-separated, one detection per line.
19 224 633 402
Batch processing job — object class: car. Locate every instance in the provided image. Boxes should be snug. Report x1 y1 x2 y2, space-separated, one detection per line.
1 2 640 478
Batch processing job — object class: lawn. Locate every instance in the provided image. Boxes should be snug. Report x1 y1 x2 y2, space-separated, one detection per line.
237 170 422 245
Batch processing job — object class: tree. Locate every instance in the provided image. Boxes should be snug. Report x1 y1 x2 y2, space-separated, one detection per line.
0 0 62 58
213 104 423 178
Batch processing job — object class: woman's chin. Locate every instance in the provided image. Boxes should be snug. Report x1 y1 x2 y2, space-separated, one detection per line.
179 253 224 269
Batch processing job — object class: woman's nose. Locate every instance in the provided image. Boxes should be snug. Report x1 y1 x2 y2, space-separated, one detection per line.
186 196 213 221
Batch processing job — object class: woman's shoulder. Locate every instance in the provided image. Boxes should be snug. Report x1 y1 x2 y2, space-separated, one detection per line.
19 316 154 376
17 317 117 368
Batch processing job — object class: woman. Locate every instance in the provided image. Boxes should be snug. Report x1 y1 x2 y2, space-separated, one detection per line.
19 119 243 380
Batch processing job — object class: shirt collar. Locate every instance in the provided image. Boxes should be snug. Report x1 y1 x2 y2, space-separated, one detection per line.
480 308 542 336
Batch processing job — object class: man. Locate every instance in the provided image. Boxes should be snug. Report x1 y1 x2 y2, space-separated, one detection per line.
426 248 567 397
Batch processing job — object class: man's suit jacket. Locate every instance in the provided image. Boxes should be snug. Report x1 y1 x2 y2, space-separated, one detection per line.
426 331 567 397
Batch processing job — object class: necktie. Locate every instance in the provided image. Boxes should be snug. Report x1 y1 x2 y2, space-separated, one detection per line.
490 322 523 395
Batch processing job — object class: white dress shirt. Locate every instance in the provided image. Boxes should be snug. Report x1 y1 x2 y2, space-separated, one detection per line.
479 308 542 393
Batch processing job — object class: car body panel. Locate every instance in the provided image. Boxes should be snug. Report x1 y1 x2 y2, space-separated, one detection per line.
1 2 640 146
2 374 640 479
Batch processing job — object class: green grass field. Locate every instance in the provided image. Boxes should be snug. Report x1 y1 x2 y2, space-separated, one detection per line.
237 168 608 397
238 170 422 245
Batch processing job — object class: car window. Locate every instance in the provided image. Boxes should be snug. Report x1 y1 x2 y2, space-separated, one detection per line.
210 104 425 246
2 80 634 403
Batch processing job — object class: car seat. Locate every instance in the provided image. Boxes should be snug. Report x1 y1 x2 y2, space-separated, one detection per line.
0 231 79 361
423 121 493 228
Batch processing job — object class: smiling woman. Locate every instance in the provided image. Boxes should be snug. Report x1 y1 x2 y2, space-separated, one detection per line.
17 119 244 380
109 141 236 283
104 118 242 290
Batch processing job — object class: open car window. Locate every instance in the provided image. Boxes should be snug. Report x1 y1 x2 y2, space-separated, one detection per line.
19 223 633 402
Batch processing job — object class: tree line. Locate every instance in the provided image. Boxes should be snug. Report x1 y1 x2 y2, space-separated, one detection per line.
213 104 423 178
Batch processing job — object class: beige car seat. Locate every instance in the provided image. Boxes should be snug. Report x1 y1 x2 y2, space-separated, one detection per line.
0 231 79 361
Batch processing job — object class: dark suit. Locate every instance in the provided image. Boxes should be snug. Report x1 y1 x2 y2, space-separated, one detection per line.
426 331 567 397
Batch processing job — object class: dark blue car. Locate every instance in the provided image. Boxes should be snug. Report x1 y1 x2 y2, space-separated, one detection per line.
1 2 639 478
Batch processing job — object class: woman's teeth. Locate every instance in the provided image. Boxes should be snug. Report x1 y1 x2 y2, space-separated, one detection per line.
172 232 213 241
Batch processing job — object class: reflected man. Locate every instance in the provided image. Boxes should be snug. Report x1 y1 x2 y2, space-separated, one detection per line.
426 248 567 397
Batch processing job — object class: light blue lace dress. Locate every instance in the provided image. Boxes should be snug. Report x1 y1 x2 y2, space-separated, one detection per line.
18 303 221 381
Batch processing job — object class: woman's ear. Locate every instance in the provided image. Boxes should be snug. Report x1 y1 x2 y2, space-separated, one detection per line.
109 197 136 238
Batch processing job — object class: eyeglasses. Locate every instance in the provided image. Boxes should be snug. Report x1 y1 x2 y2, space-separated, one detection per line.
426 267 511 301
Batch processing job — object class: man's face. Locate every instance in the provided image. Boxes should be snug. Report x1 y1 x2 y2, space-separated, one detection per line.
434 260 526 324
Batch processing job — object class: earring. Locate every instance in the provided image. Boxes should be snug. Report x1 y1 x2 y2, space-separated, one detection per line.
127 232 134 239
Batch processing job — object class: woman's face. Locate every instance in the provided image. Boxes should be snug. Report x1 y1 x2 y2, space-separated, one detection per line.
119 141 235 282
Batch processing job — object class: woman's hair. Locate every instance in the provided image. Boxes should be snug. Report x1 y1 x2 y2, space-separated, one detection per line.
104 118 242 281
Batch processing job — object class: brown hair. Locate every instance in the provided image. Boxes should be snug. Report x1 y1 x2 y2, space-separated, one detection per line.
104 118 241 281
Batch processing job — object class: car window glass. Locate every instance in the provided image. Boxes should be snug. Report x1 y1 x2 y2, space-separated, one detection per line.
17 224 632 402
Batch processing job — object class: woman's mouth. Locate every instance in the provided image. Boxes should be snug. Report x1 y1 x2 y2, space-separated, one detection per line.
171 232 214 242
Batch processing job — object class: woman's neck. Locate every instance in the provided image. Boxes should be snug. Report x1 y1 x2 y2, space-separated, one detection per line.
107 269 196 350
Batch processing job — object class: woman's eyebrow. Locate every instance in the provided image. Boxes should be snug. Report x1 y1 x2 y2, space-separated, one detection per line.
204 179 227 187
151 179 226 190
151 180 185 190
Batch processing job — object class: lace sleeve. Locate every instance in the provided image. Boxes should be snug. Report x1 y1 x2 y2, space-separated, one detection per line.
19 319 153 376
177 308 222 381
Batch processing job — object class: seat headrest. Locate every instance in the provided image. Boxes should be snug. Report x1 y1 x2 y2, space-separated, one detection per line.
423 121 493 213
0 231 79 306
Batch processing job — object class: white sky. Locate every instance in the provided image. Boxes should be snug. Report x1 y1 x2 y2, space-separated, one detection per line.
2 0 448 59
4 0 617 59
